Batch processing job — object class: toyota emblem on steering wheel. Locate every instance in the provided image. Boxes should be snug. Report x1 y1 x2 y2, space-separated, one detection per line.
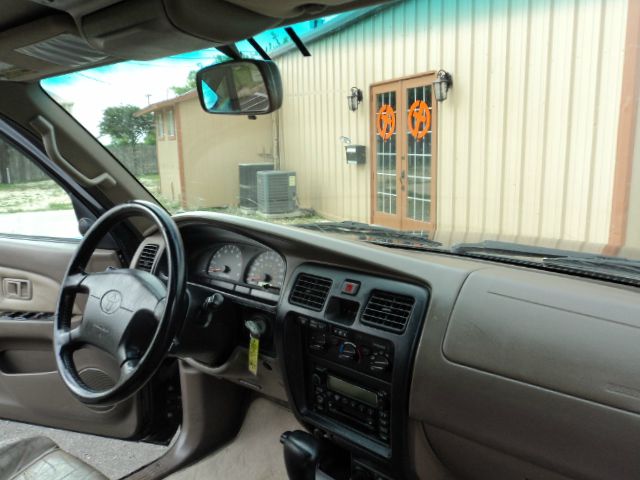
100 290 122 314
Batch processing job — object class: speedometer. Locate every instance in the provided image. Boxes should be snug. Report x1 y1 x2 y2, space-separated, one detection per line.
208 245 243 282
245 251 286 290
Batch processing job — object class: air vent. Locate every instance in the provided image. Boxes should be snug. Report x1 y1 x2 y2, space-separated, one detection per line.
137 243 159 272
361 291 415 333
289 273 332 311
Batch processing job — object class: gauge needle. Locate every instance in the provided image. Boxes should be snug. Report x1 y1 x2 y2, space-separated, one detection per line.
210 266 230 273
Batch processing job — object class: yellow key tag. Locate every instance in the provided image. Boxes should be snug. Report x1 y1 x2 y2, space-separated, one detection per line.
248 336 259 376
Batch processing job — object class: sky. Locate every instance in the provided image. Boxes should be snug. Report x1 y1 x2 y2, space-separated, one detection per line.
40 16 338 140
42 49 226 138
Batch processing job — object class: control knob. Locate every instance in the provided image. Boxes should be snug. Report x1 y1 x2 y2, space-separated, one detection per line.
368 354 390 373
338 341 359 362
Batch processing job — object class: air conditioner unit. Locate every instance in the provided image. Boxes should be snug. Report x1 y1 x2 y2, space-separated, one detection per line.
257 171 297 214
238 163 274 209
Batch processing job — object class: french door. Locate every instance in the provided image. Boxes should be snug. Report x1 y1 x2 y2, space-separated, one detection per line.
370 74 437 232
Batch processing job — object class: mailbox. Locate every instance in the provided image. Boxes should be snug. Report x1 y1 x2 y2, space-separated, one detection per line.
345 145 366 165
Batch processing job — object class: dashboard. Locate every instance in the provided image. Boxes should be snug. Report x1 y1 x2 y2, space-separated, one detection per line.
132 213 640 480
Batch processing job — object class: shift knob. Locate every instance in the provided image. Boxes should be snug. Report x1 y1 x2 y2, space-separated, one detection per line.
280 430 322 480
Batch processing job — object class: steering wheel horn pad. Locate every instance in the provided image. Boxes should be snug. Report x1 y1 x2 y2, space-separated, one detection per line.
54 201 187 405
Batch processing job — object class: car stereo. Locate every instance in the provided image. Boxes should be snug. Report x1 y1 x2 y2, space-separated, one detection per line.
309 365 391 444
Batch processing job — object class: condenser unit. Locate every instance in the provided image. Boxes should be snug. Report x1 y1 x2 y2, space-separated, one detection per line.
257 171 296 214
238 163 274 209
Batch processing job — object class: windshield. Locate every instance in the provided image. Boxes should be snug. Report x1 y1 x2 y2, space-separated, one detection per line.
40 1 640 278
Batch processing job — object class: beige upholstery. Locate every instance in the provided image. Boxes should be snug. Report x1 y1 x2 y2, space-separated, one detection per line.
0 437 106 480
169 398 300 480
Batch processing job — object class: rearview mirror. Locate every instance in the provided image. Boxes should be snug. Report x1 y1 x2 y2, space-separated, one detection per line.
196 60 283 115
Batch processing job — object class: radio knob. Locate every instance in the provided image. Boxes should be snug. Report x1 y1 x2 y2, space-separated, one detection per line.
369 354 390 373
338 342 358 362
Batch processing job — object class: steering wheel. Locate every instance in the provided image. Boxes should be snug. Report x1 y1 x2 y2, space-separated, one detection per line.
54 200 187 405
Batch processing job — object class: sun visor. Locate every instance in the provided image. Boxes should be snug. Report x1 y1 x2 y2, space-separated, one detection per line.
162 0 280 44
0 14 100 81
81 0 217 60
16 33 107 67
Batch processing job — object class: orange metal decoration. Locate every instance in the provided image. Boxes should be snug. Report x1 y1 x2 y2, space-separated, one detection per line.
376 104 396 141
408 100 431 140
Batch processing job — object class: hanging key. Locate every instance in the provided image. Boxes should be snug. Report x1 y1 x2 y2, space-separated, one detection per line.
245 317 267 376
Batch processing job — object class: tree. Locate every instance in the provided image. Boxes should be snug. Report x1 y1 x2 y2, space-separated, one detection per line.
169 55 230 96
171 70 197 96
98 105 154 147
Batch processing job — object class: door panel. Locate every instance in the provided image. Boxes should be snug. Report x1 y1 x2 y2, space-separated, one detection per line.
0 235 145 439
371 82 401 229
371 74 437 232
403 76 436 231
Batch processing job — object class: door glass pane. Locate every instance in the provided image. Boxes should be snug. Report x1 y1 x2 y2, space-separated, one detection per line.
406 84 432 223
375 91 397 215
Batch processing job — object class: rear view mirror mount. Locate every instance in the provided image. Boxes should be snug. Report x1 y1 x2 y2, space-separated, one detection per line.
196 59 283 115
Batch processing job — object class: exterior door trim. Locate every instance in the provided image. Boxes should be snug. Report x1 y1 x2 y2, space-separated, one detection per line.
370 73 438 232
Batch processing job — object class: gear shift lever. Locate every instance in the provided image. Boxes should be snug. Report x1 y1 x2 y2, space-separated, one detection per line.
280 430 323 480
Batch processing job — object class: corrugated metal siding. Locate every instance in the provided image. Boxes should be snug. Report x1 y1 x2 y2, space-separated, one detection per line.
621 89 640 257
276 0 627 246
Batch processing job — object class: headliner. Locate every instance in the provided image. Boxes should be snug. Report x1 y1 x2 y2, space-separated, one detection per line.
0 0 387 82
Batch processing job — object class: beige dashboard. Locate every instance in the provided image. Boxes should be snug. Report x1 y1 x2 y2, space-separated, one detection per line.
135 212 640 480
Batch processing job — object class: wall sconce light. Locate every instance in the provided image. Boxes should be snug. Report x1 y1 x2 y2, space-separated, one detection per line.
347 87 363 111
433 70 453 102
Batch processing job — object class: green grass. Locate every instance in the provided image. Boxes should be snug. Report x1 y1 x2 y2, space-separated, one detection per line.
47 201 73 210
0 179 72 214
0 174 327 229
137 174 326 224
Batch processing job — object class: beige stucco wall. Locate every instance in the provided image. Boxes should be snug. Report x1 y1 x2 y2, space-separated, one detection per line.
178 98 273 209
275 0 628 250
156 135 181 204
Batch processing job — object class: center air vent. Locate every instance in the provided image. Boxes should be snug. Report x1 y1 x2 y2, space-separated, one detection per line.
289 273 332 311
137 243 159 272
361 291 415 333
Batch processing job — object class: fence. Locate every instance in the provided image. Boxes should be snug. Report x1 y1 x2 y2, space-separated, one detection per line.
0 142 158 185
107 144 158 176
0 142 47 184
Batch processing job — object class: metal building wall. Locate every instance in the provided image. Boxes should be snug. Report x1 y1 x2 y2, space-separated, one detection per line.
275 0 628 248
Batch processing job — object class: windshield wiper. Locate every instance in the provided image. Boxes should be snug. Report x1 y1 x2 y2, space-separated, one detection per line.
295 221 442 247
541 256 640 278
451 240 640 280
450 240 597 258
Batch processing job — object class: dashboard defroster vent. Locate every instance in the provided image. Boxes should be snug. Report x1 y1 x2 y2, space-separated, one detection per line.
289 273 332 311
361 290 415 333
137 243 159 272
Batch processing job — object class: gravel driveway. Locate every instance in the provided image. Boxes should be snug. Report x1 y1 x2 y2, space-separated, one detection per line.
0 420 167 479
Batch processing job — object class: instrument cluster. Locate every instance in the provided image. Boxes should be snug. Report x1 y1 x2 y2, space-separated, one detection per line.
204 243 286 293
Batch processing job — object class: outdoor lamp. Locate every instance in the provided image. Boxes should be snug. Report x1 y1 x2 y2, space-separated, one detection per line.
347 87 363 111
434 70 453 102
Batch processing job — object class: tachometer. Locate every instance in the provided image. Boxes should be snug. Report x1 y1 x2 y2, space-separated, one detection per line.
246 251 286 290
208 245 243 282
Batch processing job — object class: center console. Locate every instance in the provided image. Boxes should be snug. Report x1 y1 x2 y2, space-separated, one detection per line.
276 264 429 479
306 321 393 445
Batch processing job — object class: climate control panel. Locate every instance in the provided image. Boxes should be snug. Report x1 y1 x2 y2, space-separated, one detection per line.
305 318 394 380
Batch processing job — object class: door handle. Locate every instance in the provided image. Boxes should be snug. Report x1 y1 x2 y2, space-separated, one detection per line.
2 278 32 300
30 116 116 188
